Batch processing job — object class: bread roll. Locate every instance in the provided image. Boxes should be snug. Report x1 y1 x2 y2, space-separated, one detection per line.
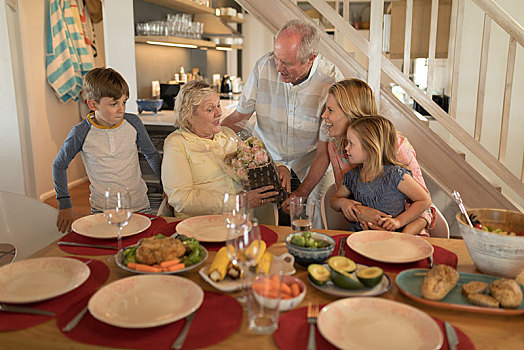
462 281 488 296
489 279 523 309
421 264 459 301
467 293 500 308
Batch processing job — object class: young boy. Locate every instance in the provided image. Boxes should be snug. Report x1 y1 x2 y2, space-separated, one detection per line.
53 68 162 233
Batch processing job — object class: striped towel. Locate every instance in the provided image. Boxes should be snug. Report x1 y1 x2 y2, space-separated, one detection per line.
46 0 94 103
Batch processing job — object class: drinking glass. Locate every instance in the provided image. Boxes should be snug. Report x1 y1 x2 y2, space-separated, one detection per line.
225 217 261 303
222 191 249 229
290 197 315 233
103 187 132 257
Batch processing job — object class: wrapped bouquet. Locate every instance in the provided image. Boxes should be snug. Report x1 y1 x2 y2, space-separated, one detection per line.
224 135 288 205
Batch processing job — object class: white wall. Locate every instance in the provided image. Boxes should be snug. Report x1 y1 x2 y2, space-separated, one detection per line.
241 14 274 81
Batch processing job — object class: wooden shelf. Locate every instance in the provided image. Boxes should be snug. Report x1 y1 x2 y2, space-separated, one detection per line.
143 0 214 14
216 44 244 50
135 35 215 48
219 15 244 24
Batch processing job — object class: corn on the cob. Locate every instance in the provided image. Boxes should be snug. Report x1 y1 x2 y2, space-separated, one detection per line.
208 247 231 282
255 251 273 275
249 240 266 266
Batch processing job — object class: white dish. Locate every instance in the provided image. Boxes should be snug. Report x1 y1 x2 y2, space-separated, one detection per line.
308 264 391 297
0 257 90 304
176 215 228 242
318 297 443 350
116 243 208 275
72 213 151 239
198 253 296 292
347 231 434 263
88 275 203 328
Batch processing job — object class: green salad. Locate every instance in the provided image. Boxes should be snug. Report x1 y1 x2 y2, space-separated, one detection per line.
290 231 331 249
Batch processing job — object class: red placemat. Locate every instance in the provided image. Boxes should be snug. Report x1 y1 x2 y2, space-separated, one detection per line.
57 291 242 350
274 306 474 350
58 214 167 255
152 221 278 252
331 234 458 273
0 257 109 331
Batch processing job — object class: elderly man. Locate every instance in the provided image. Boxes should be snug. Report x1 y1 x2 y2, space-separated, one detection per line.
221 20 343 228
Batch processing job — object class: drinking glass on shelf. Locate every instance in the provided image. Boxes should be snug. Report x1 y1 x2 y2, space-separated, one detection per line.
225 217 262 303
103 187 132 258
290 197 315 233
222 190 249 229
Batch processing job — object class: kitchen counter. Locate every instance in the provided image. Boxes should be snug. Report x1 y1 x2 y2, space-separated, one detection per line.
139 98 239 126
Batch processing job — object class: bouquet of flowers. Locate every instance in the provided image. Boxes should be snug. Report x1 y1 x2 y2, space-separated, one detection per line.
224 135 287 205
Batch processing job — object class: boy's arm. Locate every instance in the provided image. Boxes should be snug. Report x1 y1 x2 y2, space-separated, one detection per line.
126 114 162 181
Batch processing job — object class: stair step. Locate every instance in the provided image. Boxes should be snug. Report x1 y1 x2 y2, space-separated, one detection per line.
457 153 466 160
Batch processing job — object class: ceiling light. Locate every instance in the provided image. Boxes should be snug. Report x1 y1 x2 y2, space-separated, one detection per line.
216 46 233 51
146 41 198 49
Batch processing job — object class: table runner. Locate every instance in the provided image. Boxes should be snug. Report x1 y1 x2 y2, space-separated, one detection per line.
275 305 474 350
57 291 242 350
152 221 278 251
58 214 167 255
0 257 109 331
331 234 458 273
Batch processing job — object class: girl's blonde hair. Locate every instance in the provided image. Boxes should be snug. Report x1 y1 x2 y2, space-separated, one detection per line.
174 80 215 130
329 79 378 151
348 115 402 181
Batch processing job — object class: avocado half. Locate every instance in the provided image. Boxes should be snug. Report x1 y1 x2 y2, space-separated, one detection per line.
327 256 357 273
308 264 331 286
356 266 384 288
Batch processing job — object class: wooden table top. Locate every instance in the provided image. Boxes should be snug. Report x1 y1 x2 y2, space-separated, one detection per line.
1 224 523 350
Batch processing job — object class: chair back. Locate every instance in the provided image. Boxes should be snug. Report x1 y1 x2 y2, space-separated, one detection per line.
320 184 349 230
0 191 64 261
429 205 450 239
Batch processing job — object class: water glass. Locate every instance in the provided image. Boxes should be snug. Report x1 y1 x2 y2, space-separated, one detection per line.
290 197 315 233
103 187 132 257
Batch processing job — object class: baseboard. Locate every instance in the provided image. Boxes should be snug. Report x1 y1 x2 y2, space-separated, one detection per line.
39 177 89 201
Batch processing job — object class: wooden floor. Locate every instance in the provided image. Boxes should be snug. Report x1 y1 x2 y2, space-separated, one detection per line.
44 181 91 219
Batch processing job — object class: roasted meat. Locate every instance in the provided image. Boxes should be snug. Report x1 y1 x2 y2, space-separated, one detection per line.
136 236 186 265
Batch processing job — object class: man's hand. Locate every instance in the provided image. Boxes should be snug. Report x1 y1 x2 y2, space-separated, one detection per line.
57 208 74 233
277 165 291 193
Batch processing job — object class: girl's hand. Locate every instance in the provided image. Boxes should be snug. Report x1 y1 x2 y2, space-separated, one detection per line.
247 185 279 208
377 217 401 231
339 199 362 222
57 208 73 233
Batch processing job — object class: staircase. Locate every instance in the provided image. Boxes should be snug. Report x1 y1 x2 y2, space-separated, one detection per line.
236 0 523 218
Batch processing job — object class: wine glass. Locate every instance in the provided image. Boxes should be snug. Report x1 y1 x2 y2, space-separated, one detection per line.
222 190 249 229
103 187 132 258
226 217 261 302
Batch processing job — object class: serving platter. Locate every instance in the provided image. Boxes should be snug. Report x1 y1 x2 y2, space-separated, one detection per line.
0 257 90 303
346 230 434 263
318 297 443 350
116 243 208 275
88 275 203 328
72 213 151 239
307 264 391 297
176 215 228 242
396 268 524 315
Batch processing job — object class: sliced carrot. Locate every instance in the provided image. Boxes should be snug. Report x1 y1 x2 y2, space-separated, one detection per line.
281 292 293 299
128 263 161 273
290 283 300 297
160 259 181 268
280 282 292 295
167 263 185 272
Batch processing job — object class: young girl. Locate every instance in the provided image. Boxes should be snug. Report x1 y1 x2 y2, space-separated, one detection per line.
330 116 431 233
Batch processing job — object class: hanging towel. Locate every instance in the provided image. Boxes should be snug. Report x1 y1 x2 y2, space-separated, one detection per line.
46 0 94 103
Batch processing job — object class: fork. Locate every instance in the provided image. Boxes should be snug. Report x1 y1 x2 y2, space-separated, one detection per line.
307 302 319 350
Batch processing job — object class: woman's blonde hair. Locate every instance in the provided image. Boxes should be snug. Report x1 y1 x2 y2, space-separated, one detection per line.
174 80 215 130
348 115 402 181
329 79 378 151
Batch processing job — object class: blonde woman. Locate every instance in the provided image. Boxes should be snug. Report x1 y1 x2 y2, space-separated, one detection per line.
161 80 278 219
323 79 435 235
330 116 431 233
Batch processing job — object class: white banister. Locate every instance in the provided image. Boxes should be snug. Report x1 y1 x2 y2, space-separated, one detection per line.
472 0 524 47
403 0 413 76
498 37 517 164
449 0 465 119
368 0 384 105
474 14 491 141
426 0 439 96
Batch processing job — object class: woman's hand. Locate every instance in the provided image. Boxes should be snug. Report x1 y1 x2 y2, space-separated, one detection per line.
277 165 291 193
338 199 362 222
355 206 391 229
377 217 401 231
247 185 279 208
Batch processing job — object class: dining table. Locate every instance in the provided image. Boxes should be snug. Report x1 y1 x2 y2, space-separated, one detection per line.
0 219 523 350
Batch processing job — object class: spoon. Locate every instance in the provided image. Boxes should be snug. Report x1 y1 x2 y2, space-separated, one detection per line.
451 191 474 227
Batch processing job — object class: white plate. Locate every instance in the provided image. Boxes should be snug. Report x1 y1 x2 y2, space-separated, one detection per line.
198 253 296 292
308 264 391 297
72 213 151 239
347 231 434 263
318 297 443 350
88 275 203 328
0 257 90 304
176 215 228 242
116 244 208 275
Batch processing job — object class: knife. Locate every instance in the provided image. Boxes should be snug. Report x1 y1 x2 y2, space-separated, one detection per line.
58 241 118 250
0 303 55 316
444 321 459 350
338 236 347 256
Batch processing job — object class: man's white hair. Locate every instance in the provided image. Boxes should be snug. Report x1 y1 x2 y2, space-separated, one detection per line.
275 19 319 63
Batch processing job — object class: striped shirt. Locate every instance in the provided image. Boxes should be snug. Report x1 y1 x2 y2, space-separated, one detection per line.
236 52 343 173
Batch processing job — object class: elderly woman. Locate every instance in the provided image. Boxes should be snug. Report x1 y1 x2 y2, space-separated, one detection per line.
162 80 278 219
322 79 436 236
